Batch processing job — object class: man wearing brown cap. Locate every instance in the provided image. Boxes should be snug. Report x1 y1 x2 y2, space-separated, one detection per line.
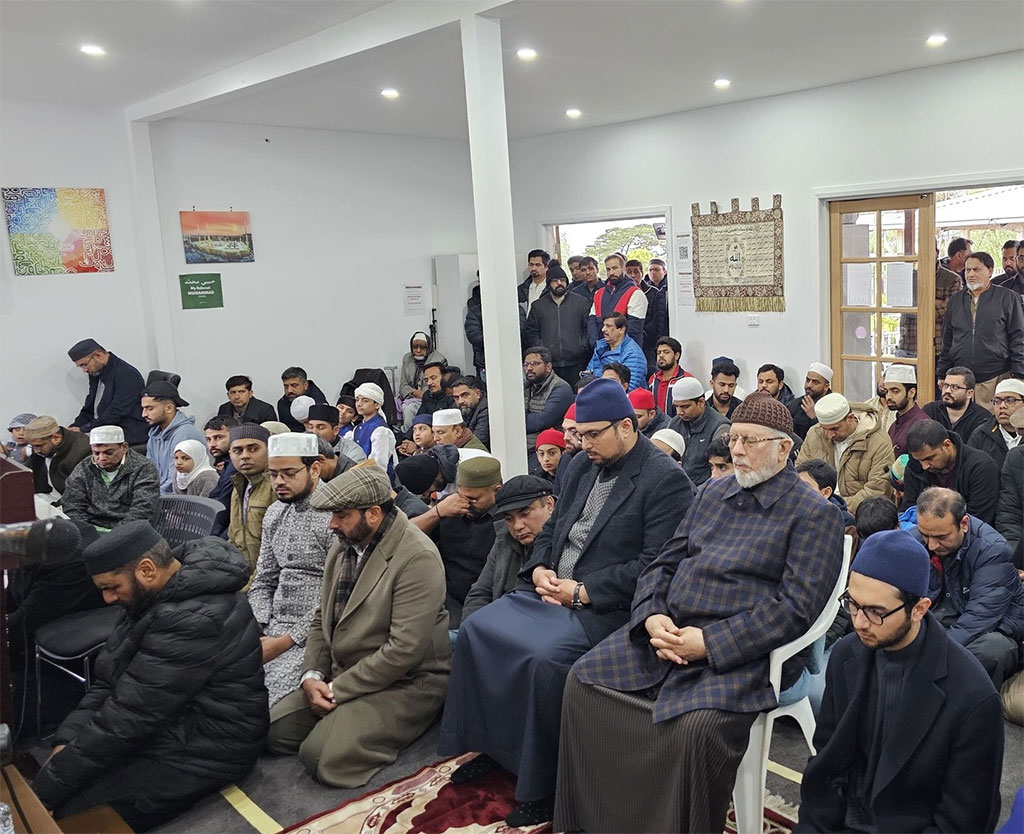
67 338 148 445
555 393 845 834
266 466 450 788
24 415 91 496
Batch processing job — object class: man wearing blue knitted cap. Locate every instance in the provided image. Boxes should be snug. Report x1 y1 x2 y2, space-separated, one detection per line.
438 377 693 827
796 529 1005 834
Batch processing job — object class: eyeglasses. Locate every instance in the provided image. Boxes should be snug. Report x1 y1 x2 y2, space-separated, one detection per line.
992 397 1023 407
838 592 906 626
578 423 617 443
268 467 307 480
940 383 968 392
523 360 545 369
727 434 780 447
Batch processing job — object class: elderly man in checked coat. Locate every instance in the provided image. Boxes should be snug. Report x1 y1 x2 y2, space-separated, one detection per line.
555 393 845 834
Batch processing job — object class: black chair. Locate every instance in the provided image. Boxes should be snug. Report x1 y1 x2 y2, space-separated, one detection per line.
340 368 399 426
154 495 222 548
35 606 123 734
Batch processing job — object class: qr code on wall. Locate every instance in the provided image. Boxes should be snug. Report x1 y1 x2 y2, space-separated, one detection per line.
678 245 689 260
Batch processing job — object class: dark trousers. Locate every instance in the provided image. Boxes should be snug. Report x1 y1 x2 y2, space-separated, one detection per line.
52 759 227 831
966 632 1020 689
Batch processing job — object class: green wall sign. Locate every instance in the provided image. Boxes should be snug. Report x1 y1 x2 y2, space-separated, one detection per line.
179 273 223 309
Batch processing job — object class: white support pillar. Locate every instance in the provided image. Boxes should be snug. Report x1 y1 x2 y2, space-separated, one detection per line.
460 14 527 475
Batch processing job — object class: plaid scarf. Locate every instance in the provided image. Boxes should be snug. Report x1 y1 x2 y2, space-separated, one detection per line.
333 507 398 624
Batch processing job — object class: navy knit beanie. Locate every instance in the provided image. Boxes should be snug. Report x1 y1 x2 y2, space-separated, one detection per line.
850 529 929 598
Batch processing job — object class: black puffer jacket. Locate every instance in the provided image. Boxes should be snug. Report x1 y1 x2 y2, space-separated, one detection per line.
33 538 268 809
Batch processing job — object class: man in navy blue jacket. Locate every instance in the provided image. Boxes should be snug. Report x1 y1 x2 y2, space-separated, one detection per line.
68 339 148 445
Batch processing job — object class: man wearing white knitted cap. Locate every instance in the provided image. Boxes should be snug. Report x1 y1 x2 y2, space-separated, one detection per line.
351 383 397 480
432 408 487 452
796 391 895 512
789 361 833 440
883 364 929 457
61 425 160 531
248 432 334 707
966 378 1024 470
667 376 729 486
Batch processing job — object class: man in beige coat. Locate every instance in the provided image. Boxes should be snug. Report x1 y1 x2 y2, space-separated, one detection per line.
266 465 451 787
795 392 894 512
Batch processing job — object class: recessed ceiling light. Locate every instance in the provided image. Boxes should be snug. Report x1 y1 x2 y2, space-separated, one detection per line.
517 48 537 61
926 34 947 46
80 44 106 56
380 88 399 99
565 108 582 119
714 78 731 90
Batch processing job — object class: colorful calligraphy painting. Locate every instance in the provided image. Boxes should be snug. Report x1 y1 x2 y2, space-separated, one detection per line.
2 187 114 275
180 211 255 264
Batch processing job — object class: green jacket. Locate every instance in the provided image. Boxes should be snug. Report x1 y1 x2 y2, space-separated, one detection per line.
229 471 276 585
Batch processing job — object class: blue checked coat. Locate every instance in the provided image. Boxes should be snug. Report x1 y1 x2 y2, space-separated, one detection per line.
573 463 844 723
521 433 694 647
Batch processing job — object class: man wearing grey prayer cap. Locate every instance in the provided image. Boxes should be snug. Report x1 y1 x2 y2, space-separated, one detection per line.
267 465 451 788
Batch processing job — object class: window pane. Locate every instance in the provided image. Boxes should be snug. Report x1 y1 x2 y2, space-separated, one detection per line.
881 261 917 308
842 212 876 258
880 209 918 256
843 361 878 403
843 311 876 356
842 263 876 306
880 312 912 357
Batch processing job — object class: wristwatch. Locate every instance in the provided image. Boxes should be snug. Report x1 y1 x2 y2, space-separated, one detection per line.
570 582 586 610
299 670 325 684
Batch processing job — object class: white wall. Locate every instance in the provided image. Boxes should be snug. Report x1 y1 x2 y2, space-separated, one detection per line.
509 51 1024 391
148 119 476 422
0 99 151 429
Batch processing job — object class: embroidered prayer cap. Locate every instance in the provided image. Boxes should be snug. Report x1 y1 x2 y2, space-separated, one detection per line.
884 364 917 385
814 393 851 426
68 338 104 361
229 424 270 445
24 416 60 441
268 432 318 458
457 455 502 488
396 455 439 495
142 380 188 407
7 413 37 431
731 392 794 434
311 465 392 511
651 428 686 457
354 383 385 405
575 377 634 424
671 377 705 402
411 414 433 428
536 428 566 449
290 395 316 422
850 528 929 598
494 475 553 515
806 362 834 383
432 409 464 427
306 404 339 426
995 378 1024 398
83 520 163 575
260 421 290 436
627 388 656 411
89 426 124 445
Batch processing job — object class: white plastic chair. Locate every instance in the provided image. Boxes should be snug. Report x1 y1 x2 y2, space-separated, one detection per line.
731 534 852 834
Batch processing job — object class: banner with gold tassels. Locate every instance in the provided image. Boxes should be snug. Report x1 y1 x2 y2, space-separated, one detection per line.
691 195 785 312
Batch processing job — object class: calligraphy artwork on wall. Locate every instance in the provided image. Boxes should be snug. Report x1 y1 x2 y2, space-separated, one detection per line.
2 187 114 275
691 195 785 312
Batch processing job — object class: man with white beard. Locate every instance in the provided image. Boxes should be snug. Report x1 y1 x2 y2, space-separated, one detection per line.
554 392 844 834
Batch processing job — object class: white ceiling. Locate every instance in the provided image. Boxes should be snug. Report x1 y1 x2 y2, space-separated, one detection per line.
2 1 1021 140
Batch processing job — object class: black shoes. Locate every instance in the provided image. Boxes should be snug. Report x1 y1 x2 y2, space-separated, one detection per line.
450 753 499 784
505 796 555 827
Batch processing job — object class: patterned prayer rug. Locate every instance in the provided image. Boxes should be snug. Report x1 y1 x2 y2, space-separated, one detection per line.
281 753 797 834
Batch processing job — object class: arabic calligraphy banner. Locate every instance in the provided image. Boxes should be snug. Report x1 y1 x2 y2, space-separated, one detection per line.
691 195 785 312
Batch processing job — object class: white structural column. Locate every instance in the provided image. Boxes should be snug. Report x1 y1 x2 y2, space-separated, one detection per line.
460 14 527 475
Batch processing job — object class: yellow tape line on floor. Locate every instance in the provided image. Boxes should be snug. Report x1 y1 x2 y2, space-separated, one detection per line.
767 760 803 784
221 783 283 834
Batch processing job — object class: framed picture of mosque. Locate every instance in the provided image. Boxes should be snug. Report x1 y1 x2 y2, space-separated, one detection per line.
179 210 255 264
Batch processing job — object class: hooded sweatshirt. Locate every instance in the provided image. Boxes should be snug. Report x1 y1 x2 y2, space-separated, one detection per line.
399 331 446 399
146 410 206 494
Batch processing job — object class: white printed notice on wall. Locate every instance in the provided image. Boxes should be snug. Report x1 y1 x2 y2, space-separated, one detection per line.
403 284 426 316
675 232 695 308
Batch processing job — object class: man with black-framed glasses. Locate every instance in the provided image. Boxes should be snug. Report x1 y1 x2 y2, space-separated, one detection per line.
967 378 1024 469
922 365 991 443
797 529 1004 834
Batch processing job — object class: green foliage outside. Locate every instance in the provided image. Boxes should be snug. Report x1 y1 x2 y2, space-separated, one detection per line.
560 223 667 270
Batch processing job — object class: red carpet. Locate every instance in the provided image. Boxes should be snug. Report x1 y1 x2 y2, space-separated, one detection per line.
282 753 796 834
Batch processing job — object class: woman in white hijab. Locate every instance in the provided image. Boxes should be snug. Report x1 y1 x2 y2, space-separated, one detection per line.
172 438 218 497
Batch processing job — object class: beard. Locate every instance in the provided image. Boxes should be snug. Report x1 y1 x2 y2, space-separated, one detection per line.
857 612 913 650
278 478 314 504
337 515 373 547
125 576 160 621
550 284 567 297
733 458 781 489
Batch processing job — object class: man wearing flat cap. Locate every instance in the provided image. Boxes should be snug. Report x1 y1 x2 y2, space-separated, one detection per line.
248 433 333 707
555 392 844 834
266 466 450 787
61 425 160 531
32 520 268 830
24 415 92 497
440 378 693 828
141 380 205 494
796 530 1004 834
67 339 148 445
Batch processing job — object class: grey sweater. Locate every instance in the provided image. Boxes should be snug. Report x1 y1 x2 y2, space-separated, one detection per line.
61 450 161 530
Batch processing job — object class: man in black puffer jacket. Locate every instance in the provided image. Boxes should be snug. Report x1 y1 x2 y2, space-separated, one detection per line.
32 521 268 831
